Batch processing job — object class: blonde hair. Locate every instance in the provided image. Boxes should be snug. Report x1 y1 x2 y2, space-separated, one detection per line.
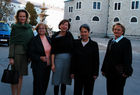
34 23 48 35
15 9 30 23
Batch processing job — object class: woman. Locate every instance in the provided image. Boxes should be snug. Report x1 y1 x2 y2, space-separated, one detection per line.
101 23 133 95
71 24 99 95
8 9 34 95
51 19 74 95
28 23 51 95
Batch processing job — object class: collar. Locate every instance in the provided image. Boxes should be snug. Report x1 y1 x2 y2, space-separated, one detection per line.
113 35 124 43
81 38 89 43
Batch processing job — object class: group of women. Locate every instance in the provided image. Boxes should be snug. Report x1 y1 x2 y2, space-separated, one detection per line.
8 9 133 95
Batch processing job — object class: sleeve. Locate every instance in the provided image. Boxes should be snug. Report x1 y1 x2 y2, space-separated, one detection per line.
70 40 77 74
101 40 111 73
50 37 55 54
8 44 15 58
28 38 41 63
8 24 15 58
123 40 133 76
92 42 99 76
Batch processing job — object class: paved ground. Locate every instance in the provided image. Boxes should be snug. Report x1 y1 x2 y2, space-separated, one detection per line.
0 37 140 95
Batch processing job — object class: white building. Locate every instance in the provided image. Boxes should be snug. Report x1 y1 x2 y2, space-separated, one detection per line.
64 0 140 37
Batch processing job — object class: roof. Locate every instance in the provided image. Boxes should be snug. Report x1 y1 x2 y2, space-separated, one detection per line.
64 0 74 2
11 0 21 4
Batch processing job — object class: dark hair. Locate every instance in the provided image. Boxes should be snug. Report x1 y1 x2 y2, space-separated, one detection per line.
15 9 30 23
112 23 125 35
58 19 71 30
79 24 90 32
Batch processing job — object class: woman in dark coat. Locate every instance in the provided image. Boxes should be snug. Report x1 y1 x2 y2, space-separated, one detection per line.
51 19 74 95
28 23 51 95
101 23 133 95
9 9 34 95
71 24 99 95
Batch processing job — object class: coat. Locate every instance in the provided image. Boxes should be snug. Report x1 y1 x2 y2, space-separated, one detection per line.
71 38 99 77
28 35 51 68
101 37 133 77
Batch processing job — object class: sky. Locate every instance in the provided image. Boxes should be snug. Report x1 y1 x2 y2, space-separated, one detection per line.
26 0 64 8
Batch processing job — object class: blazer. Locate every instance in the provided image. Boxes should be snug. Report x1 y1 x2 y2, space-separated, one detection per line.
28 35 51 68
101 37 133 77
71 38 99 76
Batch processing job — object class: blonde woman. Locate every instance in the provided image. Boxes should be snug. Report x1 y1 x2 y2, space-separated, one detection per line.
9 9 34 95
28 23 51 95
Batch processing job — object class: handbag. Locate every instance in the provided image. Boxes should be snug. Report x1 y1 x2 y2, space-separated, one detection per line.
1 64 19 84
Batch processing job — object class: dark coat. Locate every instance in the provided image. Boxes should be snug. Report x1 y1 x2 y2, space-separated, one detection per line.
51 31 74 54
28 35 51 95
71 38 99 76
28 35 51 68
101 37 133 77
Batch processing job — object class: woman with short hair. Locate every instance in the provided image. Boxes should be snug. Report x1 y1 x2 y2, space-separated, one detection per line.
101 23 133 95
71 24 99 95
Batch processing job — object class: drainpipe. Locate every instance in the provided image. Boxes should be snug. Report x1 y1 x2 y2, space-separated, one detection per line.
105 0 110 38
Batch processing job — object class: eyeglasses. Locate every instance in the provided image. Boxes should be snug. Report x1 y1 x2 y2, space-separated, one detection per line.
38 28 46 30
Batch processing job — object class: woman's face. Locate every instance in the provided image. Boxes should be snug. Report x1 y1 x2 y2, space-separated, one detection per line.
80 27 89 41
59 22 69 32
18 12 27 24
38 25 46 35
113 25 123 39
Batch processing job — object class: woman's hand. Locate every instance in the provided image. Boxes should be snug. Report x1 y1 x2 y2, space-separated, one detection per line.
9 58 14 65
93 76 97 80
102 72 105 76
71 74 74 79
40 56 47 62
122 73 128 78
51 64 55 72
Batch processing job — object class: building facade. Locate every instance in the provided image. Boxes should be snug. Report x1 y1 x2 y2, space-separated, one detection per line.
64 0 140 37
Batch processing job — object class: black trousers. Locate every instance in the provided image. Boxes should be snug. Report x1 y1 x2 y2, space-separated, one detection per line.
32 63 51 95
106 76 126 95
74 75 95 95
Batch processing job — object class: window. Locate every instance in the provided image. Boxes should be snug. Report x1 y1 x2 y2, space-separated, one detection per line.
76 2 78 9
93 2 101 9
76 2 82 9
114 2 121 10
92 16 99 21
131 1 139 9
131 17 137 22
93 2 96 9
114 17 119 22
97 2 101 9
69 18 72 22
76 16 80 20
69 7 73 12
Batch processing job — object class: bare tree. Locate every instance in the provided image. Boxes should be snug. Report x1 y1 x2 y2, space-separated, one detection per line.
0 0 14 21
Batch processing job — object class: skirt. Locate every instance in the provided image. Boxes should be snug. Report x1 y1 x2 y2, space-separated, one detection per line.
12 54 28 76
52 53 72 85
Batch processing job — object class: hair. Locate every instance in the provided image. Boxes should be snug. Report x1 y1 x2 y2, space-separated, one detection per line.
35 23 48 32
58 19 71 30
112 23 125 35
79 24 90 32
15 9 30 23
